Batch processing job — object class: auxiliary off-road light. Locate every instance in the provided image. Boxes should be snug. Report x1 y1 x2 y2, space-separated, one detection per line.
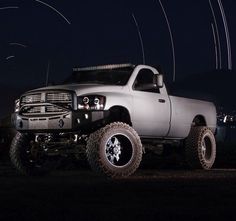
77 95 105 110
76 114 90 125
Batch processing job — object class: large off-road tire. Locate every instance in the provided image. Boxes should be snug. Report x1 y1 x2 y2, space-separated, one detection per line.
86 122 143 178
10 132 54 176
185 126 216 169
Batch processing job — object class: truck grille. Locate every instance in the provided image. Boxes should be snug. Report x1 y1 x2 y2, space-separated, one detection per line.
46 105 64 113
21 93 41 104
25 106 41 114
20 91 74 116
46 92 72 103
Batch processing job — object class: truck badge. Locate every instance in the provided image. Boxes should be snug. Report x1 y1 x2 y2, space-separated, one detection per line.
59 119 64 128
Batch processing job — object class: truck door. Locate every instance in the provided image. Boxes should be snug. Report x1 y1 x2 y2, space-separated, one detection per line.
131 68 171 137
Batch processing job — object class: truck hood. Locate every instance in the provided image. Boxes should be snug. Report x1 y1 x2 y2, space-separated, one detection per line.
26 83 125 96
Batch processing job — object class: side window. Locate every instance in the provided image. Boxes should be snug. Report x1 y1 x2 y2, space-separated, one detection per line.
133 69 160 93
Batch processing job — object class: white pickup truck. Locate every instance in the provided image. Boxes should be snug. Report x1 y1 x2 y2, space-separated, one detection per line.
11 64 217 178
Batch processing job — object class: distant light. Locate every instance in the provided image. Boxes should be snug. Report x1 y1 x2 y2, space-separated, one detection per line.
223 116 227 123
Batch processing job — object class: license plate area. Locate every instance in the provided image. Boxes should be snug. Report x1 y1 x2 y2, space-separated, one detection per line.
29 118 48 130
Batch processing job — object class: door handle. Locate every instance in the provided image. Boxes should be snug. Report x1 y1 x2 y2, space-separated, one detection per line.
158 99 166 103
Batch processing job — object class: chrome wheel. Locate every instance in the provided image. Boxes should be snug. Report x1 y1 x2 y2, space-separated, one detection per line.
201 134 213 161
105 134 133 167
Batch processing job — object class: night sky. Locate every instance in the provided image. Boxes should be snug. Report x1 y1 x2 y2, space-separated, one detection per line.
0 0 236 116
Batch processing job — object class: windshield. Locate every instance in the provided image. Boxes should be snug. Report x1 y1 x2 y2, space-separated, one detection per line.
63 69 133 86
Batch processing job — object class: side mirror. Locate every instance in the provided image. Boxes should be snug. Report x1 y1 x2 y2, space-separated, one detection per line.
154 74 163 88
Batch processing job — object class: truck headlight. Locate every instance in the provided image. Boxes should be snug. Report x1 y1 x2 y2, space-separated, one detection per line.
78 95 105 110
14 99 20 112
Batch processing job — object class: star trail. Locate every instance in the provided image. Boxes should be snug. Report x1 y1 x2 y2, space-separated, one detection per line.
0 0 235 116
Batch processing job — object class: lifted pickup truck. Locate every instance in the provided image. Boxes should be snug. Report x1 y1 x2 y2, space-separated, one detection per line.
10 64 217 177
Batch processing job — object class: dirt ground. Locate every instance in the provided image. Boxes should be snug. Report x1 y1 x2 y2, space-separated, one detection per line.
0 160 236 221
0 138 235 221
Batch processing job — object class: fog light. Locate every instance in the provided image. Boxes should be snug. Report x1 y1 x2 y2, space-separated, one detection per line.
77 119 80 124
85 114 89 119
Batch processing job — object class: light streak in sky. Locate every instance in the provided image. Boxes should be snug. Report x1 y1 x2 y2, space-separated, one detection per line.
6 55 15 60
209 0 222 69
132 13 146 65
0 6 19 10
9 43 27 48
157 0 176 82
35 0 71 25
211 23 218 69
217 0 232 70
45 61 50 86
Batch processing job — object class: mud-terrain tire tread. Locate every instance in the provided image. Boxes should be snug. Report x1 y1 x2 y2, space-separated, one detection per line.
185 126 216 169
10 132 50 176
86 122 142 178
